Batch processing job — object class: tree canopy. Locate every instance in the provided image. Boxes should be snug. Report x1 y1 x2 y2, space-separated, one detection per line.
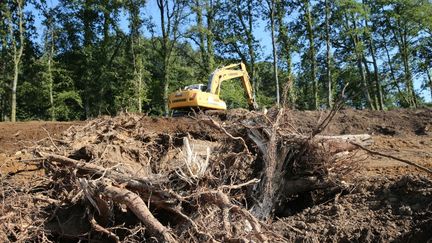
0 0 431 121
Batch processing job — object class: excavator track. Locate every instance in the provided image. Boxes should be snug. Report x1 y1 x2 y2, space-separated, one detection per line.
171 108 228 120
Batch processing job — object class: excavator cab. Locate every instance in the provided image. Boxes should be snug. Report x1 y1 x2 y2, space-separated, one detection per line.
184 84 207 92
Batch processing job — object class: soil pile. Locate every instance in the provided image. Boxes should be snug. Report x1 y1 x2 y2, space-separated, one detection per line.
1 108 431 242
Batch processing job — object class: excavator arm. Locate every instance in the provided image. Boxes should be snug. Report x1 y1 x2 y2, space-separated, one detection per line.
207 63 258 110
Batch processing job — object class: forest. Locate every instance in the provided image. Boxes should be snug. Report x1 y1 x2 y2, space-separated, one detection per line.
0 0 431 121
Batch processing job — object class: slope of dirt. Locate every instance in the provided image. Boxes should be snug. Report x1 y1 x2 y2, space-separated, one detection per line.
0 121 82 153
1 108 430 155
281 108 431 136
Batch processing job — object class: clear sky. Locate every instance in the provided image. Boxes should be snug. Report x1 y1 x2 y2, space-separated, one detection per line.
28 1 431 102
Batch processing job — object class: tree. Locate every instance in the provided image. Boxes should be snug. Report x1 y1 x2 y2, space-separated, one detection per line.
0 1 10 121
187 0 216 79
265 0 280 107
214 0 260 93
40 5 57 120
325 0 333 108
334 0 375 109
5 0 25 122
153 0 187 114
418 37 432 99
275 1 295 108
125 0 147 113
380 0 429 108
364 0 385 110
288 0 319 109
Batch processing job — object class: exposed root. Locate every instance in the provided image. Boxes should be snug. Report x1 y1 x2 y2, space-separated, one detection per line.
351 142 432 175
1 110 383 242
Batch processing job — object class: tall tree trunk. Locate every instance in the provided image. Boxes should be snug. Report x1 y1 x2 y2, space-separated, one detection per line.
368 36 384 110
383 13 415 107
427 69 432 100
206 0 215 73
381 33 410 105
97 5 111 115
362 56 378 108
83 0 94 119
325 0 332 108
247 0 256 95
192 0 215 77
303 0 318 109
157 0 169 115
1 29 7 121
276 1 294 107
137 44 143 113
362 5 384 110
163 66 169 114
48 28 55 121
193 0 209 77
400 30 417 108
131 37 143 113
11 62 18 122
267 0 280 107
156 0 184 115
128 2 144 113
9 0 24 122
390 16 417 108
357 54 374 110
349 16 374 110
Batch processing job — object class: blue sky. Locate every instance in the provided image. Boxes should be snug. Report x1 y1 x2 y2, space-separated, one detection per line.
29 0 431 102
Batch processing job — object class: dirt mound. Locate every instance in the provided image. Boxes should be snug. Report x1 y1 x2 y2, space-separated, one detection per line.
275 108 432 136
0 121 81 153
1 111 360 242
1 108 430 155
1 108 431 242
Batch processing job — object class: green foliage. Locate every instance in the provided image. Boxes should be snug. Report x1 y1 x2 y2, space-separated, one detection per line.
255 62 276 108
53 90 82 121
1 0 432 121
219 79 248 109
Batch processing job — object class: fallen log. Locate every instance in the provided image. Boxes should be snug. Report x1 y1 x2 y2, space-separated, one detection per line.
95 182 177 242
40 152 177 207
315 134 373 145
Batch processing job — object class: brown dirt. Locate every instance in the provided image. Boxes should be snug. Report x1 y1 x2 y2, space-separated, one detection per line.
0 121 82 153
1 108 430 156
285 108 431 136
0 121 83 177
0 108 431 242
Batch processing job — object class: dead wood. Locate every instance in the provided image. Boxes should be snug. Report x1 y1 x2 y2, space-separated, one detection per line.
88 212 120 243
207 116 250 153
248 105 364 219
199 190 269 242
351 142 432 175
41 152 178 208
4 111 370 241
249 108 285 219
94 181 178 243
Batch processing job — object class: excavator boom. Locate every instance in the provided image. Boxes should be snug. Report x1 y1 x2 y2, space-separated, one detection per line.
207 63 257 109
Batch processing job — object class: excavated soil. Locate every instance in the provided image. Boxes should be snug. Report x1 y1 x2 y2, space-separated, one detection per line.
0 108 431 242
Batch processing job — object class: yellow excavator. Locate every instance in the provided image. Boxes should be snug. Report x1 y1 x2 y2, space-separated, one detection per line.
168 63 258 111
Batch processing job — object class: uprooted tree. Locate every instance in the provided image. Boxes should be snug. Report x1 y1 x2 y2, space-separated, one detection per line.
2 109 374 242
